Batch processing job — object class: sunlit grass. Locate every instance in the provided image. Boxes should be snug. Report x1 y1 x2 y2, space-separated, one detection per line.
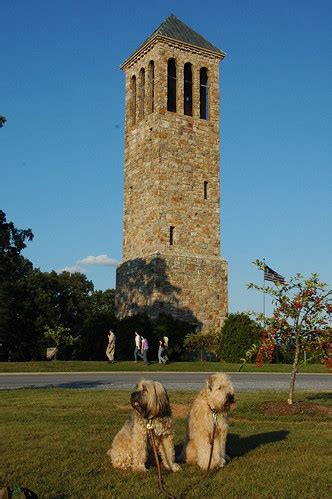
0 389 331 497
0 360 327 373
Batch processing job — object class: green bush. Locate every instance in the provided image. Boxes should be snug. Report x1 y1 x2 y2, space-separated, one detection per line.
220 313 262 362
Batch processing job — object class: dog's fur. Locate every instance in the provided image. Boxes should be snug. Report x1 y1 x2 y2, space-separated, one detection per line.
183 373 235 470
108 379 180 472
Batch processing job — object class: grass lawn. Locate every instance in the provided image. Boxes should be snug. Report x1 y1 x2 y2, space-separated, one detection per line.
0 360 328 373
0 389 331 498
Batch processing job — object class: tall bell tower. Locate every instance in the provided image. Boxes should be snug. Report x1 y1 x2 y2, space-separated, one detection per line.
116 14 228 330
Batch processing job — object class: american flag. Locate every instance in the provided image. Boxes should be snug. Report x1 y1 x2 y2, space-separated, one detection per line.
264 265 286 285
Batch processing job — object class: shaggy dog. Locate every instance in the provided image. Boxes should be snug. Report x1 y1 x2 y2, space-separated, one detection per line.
183 373 235 470
108 379 180 472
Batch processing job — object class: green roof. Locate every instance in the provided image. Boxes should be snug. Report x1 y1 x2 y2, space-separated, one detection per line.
132 14 224 57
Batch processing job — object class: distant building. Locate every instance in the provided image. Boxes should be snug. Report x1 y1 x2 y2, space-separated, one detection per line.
116 15 228 331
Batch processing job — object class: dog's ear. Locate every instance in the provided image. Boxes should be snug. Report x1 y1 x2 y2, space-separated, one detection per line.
207 375 214 391
154 382 171 417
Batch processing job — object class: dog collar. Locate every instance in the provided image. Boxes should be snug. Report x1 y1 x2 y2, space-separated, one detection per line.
208 406 219 424
146 418 154 430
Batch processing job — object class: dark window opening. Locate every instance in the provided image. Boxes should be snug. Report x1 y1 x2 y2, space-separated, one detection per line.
167 58 176 112
204 181 208 199
131 75 136 125
139 68 145 119
184 63 193 116
149 61 154 113
200 67 208 119
170 226 174 245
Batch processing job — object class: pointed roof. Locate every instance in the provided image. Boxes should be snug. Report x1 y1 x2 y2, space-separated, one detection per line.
121 14 224 69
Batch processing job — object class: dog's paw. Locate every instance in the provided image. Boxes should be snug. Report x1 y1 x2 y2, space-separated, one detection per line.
171 463 181 472
218 458 226 468
132 464 148 472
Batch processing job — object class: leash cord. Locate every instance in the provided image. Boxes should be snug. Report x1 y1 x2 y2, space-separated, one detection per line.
207 413 218 472
147 428 177 499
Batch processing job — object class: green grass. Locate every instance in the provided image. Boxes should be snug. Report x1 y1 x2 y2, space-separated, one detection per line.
0 360 328 373
0 389 331 498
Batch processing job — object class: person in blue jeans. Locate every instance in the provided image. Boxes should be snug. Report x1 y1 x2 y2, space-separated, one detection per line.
138 336 149 365
134 331 141 362
158 338 166 364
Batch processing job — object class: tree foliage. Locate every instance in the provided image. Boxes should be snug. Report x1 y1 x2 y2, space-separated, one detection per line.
220 312 262 362
0 210 34 359
43 325 77 360
184 328 221 361
248 260 332 404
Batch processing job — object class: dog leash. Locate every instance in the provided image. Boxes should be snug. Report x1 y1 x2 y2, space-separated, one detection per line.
207 409 218 472
146 419 177 499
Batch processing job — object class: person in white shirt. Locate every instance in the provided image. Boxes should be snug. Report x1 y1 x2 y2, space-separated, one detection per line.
134 331 141 362
106 329 116 362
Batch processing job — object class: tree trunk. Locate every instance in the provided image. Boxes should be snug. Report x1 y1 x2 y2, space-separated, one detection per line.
288 333 300 405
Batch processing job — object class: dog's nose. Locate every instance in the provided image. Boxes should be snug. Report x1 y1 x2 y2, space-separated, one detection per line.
226 394 234 404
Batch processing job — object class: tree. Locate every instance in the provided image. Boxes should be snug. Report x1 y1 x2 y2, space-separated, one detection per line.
43 325 77 360
220 313 262 363
75 289 116 360
248 260 332 404
184 328 221 361
0 210 34 360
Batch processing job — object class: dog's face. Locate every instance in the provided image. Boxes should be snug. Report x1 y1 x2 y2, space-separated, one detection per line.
130 379 171 419
205 373 235 412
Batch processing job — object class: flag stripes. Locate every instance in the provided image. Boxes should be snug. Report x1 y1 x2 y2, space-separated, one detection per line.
264 265 286 285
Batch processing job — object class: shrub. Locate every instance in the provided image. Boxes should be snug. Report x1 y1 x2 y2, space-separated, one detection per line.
184 328 221 361
220 313 262 362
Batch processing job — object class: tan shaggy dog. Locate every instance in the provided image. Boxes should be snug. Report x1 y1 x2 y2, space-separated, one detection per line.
108 379 180 472
183 373 235 470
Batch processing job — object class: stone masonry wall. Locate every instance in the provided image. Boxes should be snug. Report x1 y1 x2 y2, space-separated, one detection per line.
116 253 228 331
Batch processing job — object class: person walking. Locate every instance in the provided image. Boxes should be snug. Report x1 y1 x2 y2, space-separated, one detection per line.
158 338 166 364
163 336 169 363
137 336 149 365
106 329 116 363
134 331 141 362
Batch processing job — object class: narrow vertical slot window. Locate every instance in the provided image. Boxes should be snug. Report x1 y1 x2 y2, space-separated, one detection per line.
200 67 208 119
184 63 193 116
204 181 208 200
139 68 145 119
167 58 176 112
149 60 154 113
169 226 174 245
131 75 136 125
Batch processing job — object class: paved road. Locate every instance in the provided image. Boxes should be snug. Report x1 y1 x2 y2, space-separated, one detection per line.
0 372 330 391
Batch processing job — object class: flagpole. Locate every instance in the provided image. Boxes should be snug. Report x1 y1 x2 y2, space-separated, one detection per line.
263 258 266 318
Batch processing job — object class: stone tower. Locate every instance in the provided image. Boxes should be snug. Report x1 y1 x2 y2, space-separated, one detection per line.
116 14 228 331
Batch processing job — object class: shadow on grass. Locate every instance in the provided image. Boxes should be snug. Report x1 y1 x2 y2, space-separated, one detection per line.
228 430 289 458
306 392 332 401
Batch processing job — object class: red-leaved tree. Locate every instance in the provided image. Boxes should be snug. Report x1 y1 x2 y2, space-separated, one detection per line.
248 260 332 404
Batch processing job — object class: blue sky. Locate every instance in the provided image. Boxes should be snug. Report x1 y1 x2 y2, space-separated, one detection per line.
1 0 331 315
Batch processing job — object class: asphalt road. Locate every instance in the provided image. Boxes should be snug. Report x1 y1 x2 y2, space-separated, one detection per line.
0 372 330 391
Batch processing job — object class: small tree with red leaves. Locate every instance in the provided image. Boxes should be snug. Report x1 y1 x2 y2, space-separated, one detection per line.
248 260 332 404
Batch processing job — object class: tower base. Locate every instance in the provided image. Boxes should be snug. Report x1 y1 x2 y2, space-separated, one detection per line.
115 253 228 331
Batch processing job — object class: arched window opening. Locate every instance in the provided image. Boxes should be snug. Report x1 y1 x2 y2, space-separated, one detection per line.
149 61 154 113
184 63 193 116
167 58 176 112
200 67 209 119
131 75 136 125
139 68 145 119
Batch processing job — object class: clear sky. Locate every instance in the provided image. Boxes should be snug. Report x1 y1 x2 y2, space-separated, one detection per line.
1 0 331 315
